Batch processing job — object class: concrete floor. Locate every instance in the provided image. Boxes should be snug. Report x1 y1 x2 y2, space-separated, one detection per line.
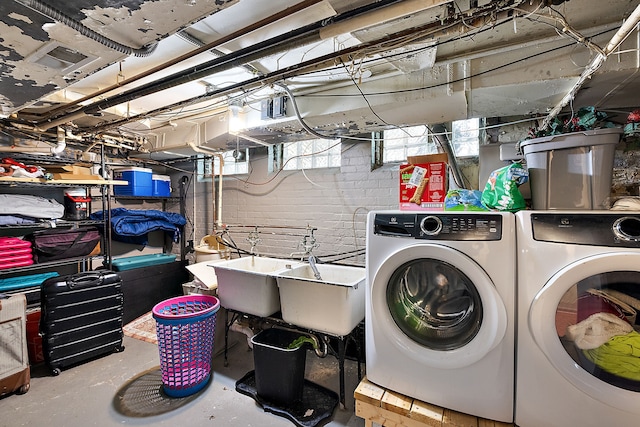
0 331 365 427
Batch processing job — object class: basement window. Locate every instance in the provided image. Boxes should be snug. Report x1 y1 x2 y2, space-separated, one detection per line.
282 139 341 170
197 149 249 180
382 118 481 163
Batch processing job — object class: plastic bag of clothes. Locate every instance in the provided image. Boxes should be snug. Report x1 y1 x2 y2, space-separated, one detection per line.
481 162 528 212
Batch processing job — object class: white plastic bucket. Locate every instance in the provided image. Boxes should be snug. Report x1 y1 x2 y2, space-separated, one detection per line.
194 235 230 263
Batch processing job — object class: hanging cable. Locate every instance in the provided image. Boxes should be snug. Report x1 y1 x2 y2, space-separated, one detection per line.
274 82 339 140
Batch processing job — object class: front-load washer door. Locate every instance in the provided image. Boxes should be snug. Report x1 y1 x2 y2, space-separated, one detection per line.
371 243 507 369
529 252 640 413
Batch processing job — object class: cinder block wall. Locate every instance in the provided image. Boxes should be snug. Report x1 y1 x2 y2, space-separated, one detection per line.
179 130 640 266
191 142 399 266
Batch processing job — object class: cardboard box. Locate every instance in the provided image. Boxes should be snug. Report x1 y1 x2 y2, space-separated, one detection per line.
407 153 449 165
47 164 101 180
399 160 448 211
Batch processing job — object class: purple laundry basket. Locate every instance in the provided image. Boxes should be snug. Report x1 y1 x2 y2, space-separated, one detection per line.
152 294 220 397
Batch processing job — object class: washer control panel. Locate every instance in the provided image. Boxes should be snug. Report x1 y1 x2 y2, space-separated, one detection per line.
374 213 503 241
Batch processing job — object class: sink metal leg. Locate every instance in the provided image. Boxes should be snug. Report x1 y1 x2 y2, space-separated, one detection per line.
338 337 346 409
224 308 229 367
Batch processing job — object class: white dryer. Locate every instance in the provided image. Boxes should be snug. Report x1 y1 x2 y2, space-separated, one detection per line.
516 211 640 427
365 211 515 422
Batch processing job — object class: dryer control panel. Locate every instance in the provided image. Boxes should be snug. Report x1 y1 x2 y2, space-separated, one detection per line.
374 213 503 241
532 213 640 247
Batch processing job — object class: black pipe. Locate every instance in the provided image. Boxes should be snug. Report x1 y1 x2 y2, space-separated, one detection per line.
79 0 404 115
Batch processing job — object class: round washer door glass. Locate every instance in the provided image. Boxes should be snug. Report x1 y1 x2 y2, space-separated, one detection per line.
387 258 483 350
557 270 640 392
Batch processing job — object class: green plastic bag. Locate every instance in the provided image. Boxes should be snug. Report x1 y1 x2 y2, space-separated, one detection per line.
481 162 528 212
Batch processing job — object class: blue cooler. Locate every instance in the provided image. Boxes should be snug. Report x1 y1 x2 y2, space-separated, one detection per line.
152 174 171 197
113 167 153 196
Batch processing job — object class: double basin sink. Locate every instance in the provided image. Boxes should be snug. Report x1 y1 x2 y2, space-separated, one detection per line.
212 256 365 337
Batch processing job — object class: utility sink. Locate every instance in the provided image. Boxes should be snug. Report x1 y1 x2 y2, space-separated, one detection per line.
213 256 302 317
275 263 366 336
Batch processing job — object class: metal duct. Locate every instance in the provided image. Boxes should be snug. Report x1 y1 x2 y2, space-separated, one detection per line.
13 0 157 57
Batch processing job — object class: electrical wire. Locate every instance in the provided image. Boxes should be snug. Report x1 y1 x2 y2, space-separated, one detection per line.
274 82 340 140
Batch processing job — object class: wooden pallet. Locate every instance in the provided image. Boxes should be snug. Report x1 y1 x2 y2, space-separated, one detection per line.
354 377 515 427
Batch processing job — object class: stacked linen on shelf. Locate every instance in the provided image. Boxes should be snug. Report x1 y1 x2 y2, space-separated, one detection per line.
0 194 64 225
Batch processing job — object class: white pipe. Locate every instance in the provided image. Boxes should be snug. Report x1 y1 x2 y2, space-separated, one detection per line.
229 321 254 348
186 141 224 228
52 127 66 155
319 0 450 40
604 5 640 55
0 146 53 153
542 3 640 129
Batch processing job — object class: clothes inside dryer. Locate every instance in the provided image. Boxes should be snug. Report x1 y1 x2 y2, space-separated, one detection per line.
387 258 483 351
556 271 640 392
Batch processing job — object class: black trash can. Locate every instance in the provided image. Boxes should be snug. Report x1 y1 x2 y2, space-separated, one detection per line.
251 328 307 404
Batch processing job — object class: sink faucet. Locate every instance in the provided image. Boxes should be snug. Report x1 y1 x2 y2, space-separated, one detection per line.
308 255 323 281
290 225 319 260
246 227 261 255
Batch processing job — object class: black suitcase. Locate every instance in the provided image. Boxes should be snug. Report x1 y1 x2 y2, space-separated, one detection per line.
40 270 125 375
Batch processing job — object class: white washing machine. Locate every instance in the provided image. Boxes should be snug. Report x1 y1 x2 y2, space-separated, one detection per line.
516 211 640 427
365 211 515 422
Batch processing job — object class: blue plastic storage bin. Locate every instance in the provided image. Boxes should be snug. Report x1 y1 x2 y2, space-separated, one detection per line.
0 272 59 292
113 167 153 197
152 174 171 197
111 253 177 271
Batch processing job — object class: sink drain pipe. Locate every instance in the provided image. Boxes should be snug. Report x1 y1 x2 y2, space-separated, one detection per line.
229 320 255 349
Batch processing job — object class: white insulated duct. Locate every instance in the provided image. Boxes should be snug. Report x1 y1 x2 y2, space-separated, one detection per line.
319 0 450 39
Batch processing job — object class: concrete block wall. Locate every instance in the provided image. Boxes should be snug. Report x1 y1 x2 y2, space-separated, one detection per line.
180 141 493 265
178 127 640 266
205 142 400 266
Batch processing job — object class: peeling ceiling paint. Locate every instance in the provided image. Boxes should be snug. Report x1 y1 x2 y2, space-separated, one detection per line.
0 0 638 155
0 0 237 113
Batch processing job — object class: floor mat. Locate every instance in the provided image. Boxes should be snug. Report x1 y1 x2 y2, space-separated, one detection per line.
123 311 158 345
235 370 338 427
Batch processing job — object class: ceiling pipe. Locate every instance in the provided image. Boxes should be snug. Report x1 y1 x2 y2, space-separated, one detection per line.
37 0 325 124
541 3 640 130
38 0 412 128
319 0 450 40
84 1 531 134
81 0 406 115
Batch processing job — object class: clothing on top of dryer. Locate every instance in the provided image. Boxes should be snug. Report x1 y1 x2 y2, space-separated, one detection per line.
610 197 640 210
566 312 633 350
583 330 640 381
